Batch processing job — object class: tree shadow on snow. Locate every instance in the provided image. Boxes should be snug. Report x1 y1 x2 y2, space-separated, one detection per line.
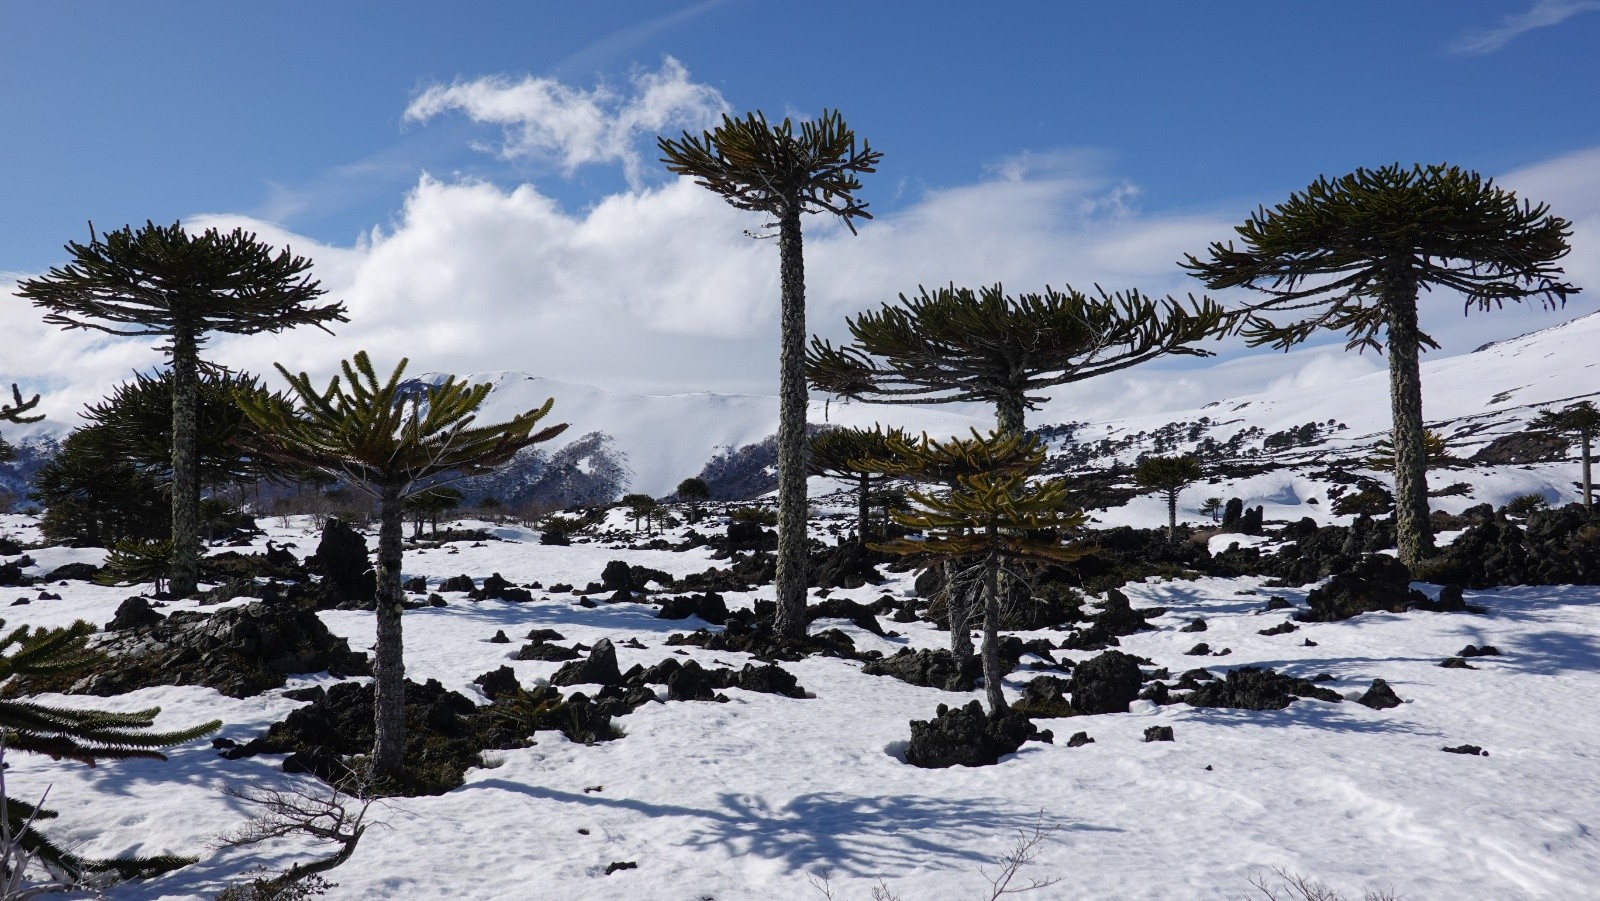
464 781 1119 876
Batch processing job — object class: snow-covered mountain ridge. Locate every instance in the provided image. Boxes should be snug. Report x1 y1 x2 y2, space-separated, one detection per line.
431 310 1600 498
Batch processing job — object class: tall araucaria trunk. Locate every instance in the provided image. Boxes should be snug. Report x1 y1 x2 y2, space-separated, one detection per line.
1165 487 1179 540
1583 432 1593 511
169 326 201 598
372 483 407 777
857 472 871 546
773 201 810 639
1384 284 1434 567
947 567 975 658
995 389 1026 439
980 550 1006 715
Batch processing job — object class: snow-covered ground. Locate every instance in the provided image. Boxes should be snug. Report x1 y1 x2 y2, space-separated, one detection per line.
3 510 1598 900
4 314 1600 898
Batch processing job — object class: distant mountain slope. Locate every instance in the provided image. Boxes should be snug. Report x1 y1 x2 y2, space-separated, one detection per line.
1049 310 1600 468
413 372 992 498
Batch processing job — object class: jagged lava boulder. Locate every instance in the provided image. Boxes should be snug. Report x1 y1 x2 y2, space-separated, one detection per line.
1298 555 1430 622
906 700 1040 768
1186 667 1342 710
862 648 982 692
1067 651 1145 715
77 601 370 698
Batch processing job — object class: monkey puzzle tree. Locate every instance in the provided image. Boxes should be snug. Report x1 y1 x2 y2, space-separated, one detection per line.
1530 401 1600 509
808 283 1233 436
870 431 1087 714
622 493 659 534
1183 164 1578 565
17 222 347 596
1365 429 1456 472
808 424 909 544
233 351 566 779
857 428 1045 658
1133 454 1204 540
676 476 710 523
2 618 219 880
660 110 881 639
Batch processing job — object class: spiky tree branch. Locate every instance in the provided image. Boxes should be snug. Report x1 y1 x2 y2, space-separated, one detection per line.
809 284 1233 435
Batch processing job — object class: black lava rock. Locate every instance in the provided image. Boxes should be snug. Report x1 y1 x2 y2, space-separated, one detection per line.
1357 678 1403 710
552 638 623 687
106 596 165 631
861 648 982 692
1067 651 1144 715
1299 555 1430 622
905 700 1038 768
1185 666 1342 711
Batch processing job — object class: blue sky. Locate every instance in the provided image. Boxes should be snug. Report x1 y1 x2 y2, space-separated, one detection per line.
3 1 1599 421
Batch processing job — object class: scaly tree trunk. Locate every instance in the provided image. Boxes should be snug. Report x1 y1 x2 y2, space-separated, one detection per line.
170 326 201 597
947 569 975 658
1384 286 1434 566
1583 432 1593 510
372 484 407 777
773 201 810 638
1165 487 1179 540
980 551 1006 714
995 389 1026 439
856 472 871 545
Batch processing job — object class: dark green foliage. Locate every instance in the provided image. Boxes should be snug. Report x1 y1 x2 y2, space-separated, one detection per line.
658 109 880 229
809 425 909 543
1183 164 1577 351
0 384 43 466
1184 163 1577 566
621 493 659 533
0 620 221 763
0 385 42 426
96 538 176 593
808 284 1232 434
81 368 291 488
870 431 1088 713
33 427 169 547
403 485 462 538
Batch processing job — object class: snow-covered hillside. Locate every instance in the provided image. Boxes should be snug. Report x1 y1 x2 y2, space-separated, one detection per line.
432 311 1600 501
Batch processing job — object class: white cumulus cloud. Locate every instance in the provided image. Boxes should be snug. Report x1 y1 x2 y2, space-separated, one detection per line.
403 57 727 188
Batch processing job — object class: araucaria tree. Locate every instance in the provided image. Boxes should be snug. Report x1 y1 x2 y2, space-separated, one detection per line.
234 351 567 778
808 425 909 544
1531 401 1600 509
17 222 347 596
871 431 1087 714
660 110 881 639
1134 454 1203 539
808 283 1232 436
1183 164 1578 565
2 618 219 881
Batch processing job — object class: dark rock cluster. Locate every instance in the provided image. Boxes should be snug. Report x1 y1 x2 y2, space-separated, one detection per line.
75 601 370 698
1417 503 1600 588
1185 666 1342 710
905 700 1044 768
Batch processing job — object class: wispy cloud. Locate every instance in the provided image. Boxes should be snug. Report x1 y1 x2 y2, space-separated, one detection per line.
403 57 727 188
1450 0 1600 54
551 0 736 78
